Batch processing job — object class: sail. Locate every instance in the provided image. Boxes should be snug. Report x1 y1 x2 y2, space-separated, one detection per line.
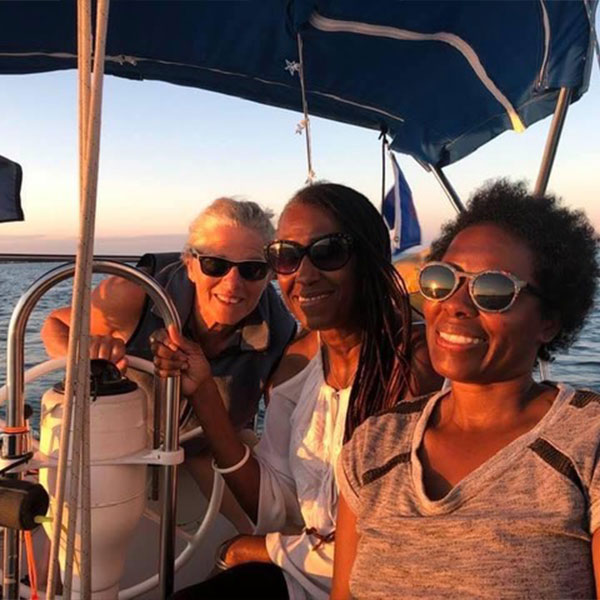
0 1 596 166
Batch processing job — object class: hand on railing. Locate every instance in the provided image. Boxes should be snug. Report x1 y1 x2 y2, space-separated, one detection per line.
151 325 212 397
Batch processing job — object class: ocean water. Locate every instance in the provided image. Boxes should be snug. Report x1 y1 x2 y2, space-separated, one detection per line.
0 261 599 435
0 262 111 435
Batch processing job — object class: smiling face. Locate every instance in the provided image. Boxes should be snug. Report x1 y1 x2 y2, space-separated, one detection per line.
185 222 269 328
276 201 359 332
423 223 559 384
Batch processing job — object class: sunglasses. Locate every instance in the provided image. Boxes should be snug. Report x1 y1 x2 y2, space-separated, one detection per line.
418 261 543 313
189 248 270 281
264 233 354 275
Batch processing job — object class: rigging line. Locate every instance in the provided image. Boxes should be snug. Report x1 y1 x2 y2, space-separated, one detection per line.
47 1 111 598
77 4 96 592
81 358 92 598
64 0 94 591
64 2 92 596
296 33 316 184
310 11 526 133
24 531 39 600
583 0 600 72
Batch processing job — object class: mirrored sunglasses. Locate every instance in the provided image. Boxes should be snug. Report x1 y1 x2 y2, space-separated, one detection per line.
264 233 354 275
418 261 543 313
190 249 270 281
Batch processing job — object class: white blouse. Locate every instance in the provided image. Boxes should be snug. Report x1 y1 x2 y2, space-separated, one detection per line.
253 349 350 600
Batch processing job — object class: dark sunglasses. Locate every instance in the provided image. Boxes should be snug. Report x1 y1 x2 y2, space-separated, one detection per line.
264 233 354 275
418 261 543 313
189 248 270 281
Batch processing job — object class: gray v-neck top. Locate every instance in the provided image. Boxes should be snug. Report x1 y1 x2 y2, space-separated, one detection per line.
338 384 600 598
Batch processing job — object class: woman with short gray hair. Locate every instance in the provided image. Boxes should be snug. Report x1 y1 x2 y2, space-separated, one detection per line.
41 196 296 532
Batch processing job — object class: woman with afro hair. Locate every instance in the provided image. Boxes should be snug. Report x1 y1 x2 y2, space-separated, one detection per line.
333 179 600 599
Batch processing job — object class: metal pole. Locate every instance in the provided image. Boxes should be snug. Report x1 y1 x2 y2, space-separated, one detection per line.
151 378 165 501
159 377 181 598
534 87 572 381
2 529 20 600
534 87 572 196
3 260 182 599
429 164 466 213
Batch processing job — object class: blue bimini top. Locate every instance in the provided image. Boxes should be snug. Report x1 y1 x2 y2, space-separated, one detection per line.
0 1 596 167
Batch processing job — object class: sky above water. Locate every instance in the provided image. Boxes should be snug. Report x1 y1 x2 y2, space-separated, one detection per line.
0 48 598 255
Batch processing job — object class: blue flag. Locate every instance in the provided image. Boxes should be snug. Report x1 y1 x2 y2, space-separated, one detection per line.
0 155 24 223
382 152 421 259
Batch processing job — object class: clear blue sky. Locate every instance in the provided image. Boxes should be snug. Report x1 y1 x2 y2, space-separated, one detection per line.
0 48 598 255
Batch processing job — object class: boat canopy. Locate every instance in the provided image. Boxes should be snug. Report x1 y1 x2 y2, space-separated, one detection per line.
0 1 596 167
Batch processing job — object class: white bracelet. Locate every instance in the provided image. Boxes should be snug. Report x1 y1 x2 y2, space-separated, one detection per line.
211 443 251 474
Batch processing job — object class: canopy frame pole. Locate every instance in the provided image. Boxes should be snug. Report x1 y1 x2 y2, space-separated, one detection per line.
379 131 389 212
428 164 465 213
534 87 572 381
534 87 572 197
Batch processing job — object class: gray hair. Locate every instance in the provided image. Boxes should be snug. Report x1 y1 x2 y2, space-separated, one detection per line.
185 197 275 251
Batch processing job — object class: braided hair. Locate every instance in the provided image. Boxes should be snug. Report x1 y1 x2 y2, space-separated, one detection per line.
288 183 413 440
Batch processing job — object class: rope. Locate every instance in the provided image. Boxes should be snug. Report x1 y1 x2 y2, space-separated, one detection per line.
24 530 39 600
63 3 93 594
81 358 92 598
46 1 110 598
76 2 96 593
63 0 91 591
2 425 29 434
296 33 316 184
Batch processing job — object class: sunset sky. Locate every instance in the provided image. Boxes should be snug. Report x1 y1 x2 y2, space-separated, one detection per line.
0 43 598 255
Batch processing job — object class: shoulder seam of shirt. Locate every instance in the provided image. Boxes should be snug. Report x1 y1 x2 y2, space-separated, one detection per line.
385 393 434 416
528 437 588 503
361 451 411 486
570 389 600 409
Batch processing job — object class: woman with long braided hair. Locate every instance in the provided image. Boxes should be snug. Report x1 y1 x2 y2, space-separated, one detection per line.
276 183 424 441
153 183 441 599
